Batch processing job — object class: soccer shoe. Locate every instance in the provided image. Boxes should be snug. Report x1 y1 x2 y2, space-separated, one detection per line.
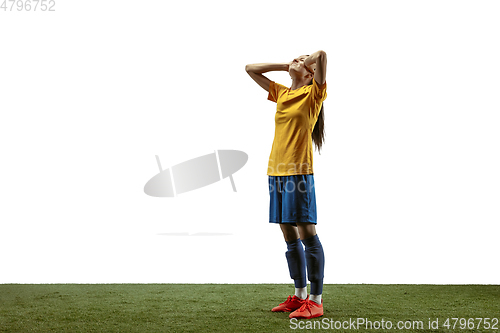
289 299 323 319
271 295 308 312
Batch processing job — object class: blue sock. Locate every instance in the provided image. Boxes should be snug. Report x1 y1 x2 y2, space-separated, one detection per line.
285 238 307 288
302 234 325 295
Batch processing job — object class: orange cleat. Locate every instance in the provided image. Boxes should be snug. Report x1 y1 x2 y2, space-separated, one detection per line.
271 295 308 312
289 299 323 319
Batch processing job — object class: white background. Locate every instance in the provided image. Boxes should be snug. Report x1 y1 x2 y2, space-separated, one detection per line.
1 0 499 284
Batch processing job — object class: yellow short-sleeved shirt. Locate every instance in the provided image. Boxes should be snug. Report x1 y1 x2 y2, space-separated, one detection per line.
267 78 327 176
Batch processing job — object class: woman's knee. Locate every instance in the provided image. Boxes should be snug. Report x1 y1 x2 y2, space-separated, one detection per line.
296 222 317 240
280 224 299 242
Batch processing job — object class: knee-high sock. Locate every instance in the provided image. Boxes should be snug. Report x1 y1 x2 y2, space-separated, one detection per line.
285 238 307 289
302 234 325 295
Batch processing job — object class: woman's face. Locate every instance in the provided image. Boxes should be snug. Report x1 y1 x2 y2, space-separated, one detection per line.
289 55 316 79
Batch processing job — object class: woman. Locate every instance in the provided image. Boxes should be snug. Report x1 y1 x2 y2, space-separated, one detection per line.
245 51 327 320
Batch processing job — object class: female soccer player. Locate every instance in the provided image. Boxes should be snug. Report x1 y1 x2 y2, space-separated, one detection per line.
245 51 327 319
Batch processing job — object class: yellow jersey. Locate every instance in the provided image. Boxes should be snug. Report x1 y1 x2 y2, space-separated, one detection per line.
267 78 327 176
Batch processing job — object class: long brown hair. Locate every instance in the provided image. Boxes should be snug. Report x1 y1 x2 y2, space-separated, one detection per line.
308 78 325 155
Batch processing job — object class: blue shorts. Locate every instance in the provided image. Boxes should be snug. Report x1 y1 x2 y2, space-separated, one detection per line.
269 174 317 226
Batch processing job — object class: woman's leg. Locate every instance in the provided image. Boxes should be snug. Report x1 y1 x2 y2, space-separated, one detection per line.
296 222 316 240
297 222 324 305
280 223 307 299
280 223 300 242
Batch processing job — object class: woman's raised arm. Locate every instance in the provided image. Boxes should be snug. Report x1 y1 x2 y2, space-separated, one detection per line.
304 51 327 86
245 63 289 92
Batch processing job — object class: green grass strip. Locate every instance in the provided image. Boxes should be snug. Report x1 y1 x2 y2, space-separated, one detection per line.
0 284 499 332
